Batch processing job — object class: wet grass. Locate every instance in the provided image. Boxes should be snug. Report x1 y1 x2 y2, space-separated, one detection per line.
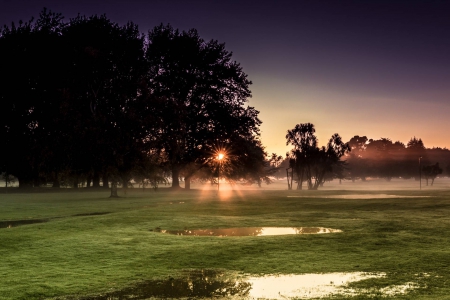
0 185 450 299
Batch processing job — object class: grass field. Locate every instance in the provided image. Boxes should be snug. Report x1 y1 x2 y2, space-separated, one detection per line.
1 178 450 299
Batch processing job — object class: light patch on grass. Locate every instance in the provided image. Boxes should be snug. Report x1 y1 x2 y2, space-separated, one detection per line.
288 194 431 199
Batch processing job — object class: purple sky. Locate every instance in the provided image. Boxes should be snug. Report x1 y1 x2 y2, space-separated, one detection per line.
2 0 450 155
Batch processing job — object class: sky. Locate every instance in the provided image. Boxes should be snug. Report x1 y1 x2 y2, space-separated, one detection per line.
1 0 450 156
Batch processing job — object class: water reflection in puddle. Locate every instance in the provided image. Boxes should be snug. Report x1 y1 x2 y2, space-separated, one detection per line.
160 227 342 236
247 272 384 299
80 269 251 299
81 270 419 299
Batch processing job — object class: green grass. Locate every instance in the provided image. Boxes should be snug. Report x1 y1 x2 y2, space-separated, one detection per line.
1 184 450 299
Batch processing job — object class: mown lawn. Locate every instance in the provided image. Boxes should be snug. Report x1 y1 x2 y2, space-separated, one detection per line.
1 184 450 299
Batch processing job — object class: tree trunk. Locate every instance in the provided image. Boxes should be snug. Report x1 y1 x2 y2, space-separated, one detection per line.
286 168 292 190
121 174 129 195
171 164 181 188
52 171 60 188
18 176 33 189
110 182 119 198
92 171 100 187
297 168 304 190
86 175 92 188
102 173 109 189
185 175 191 190
73 175 79 189
33 176 41 188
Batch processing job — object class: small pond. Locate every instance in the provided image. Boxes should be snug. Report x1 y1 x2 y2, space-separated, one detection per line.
159 227 342 236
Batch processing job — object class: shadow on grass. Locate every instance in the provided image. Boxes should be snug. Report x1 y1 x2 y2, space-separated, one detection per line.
1 212 111 229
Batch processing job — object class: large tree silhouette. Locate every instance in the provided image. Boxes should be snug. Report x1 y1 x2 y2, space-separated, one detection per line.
145 24 260 188
61 15 148 192
0 9 66 187
286 123 350 190
1 13 263 191
286 123 317 190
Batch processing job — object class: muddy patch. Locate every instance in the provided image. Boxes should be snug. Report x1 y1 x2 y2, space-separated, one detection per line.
72 212 111 217
77 270 420 299
159 227 342 236
0 219 49 229
1 212 111 229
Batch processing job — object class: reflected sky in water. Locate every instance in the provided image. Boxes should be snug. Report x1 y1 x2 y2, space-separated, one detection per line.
247 272 384 299
81 269 251 299
81 270 420 299
161 227 342 236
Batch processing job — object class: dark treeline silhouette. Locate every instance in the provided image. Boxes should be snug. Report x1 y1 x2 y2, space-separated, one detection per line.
345 136 446 185
0 9 268 191
279 132 449 189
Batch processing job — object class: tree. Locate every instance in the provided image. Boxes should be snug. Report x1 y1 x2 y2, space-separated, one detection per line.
286 123 317 190
145 24 260 189
0 9 66 188
306 134 350 190
286 124 350 190
405 137 427 179
268 153 283 178
226 139 274 187
346 135 368 181
422 163 442 186
363 138 406 180
59 14 150 194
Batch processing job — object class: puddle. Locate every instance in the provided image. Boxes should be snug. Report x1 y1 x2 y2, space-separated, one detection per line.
79 270 419 299
79 269 251 299
0 219 48 229
246 272 384 299
160 227 342 236
288 194 430 199
379 282 419 296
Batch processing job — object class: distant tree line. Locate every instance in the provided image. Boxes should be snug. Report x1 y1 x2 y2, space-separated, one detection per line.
0 9 270 191
279 129 449 189
345 136 446 185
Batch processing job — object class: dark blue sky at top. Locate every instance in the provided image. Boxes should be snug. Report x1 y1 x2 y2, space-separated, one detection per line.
2 0 450 152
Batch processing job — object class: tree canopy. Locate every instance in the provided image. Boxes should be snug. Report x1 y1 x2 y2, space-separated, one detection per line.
286 123 350 190
0 10 264 190
145 24 262 189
